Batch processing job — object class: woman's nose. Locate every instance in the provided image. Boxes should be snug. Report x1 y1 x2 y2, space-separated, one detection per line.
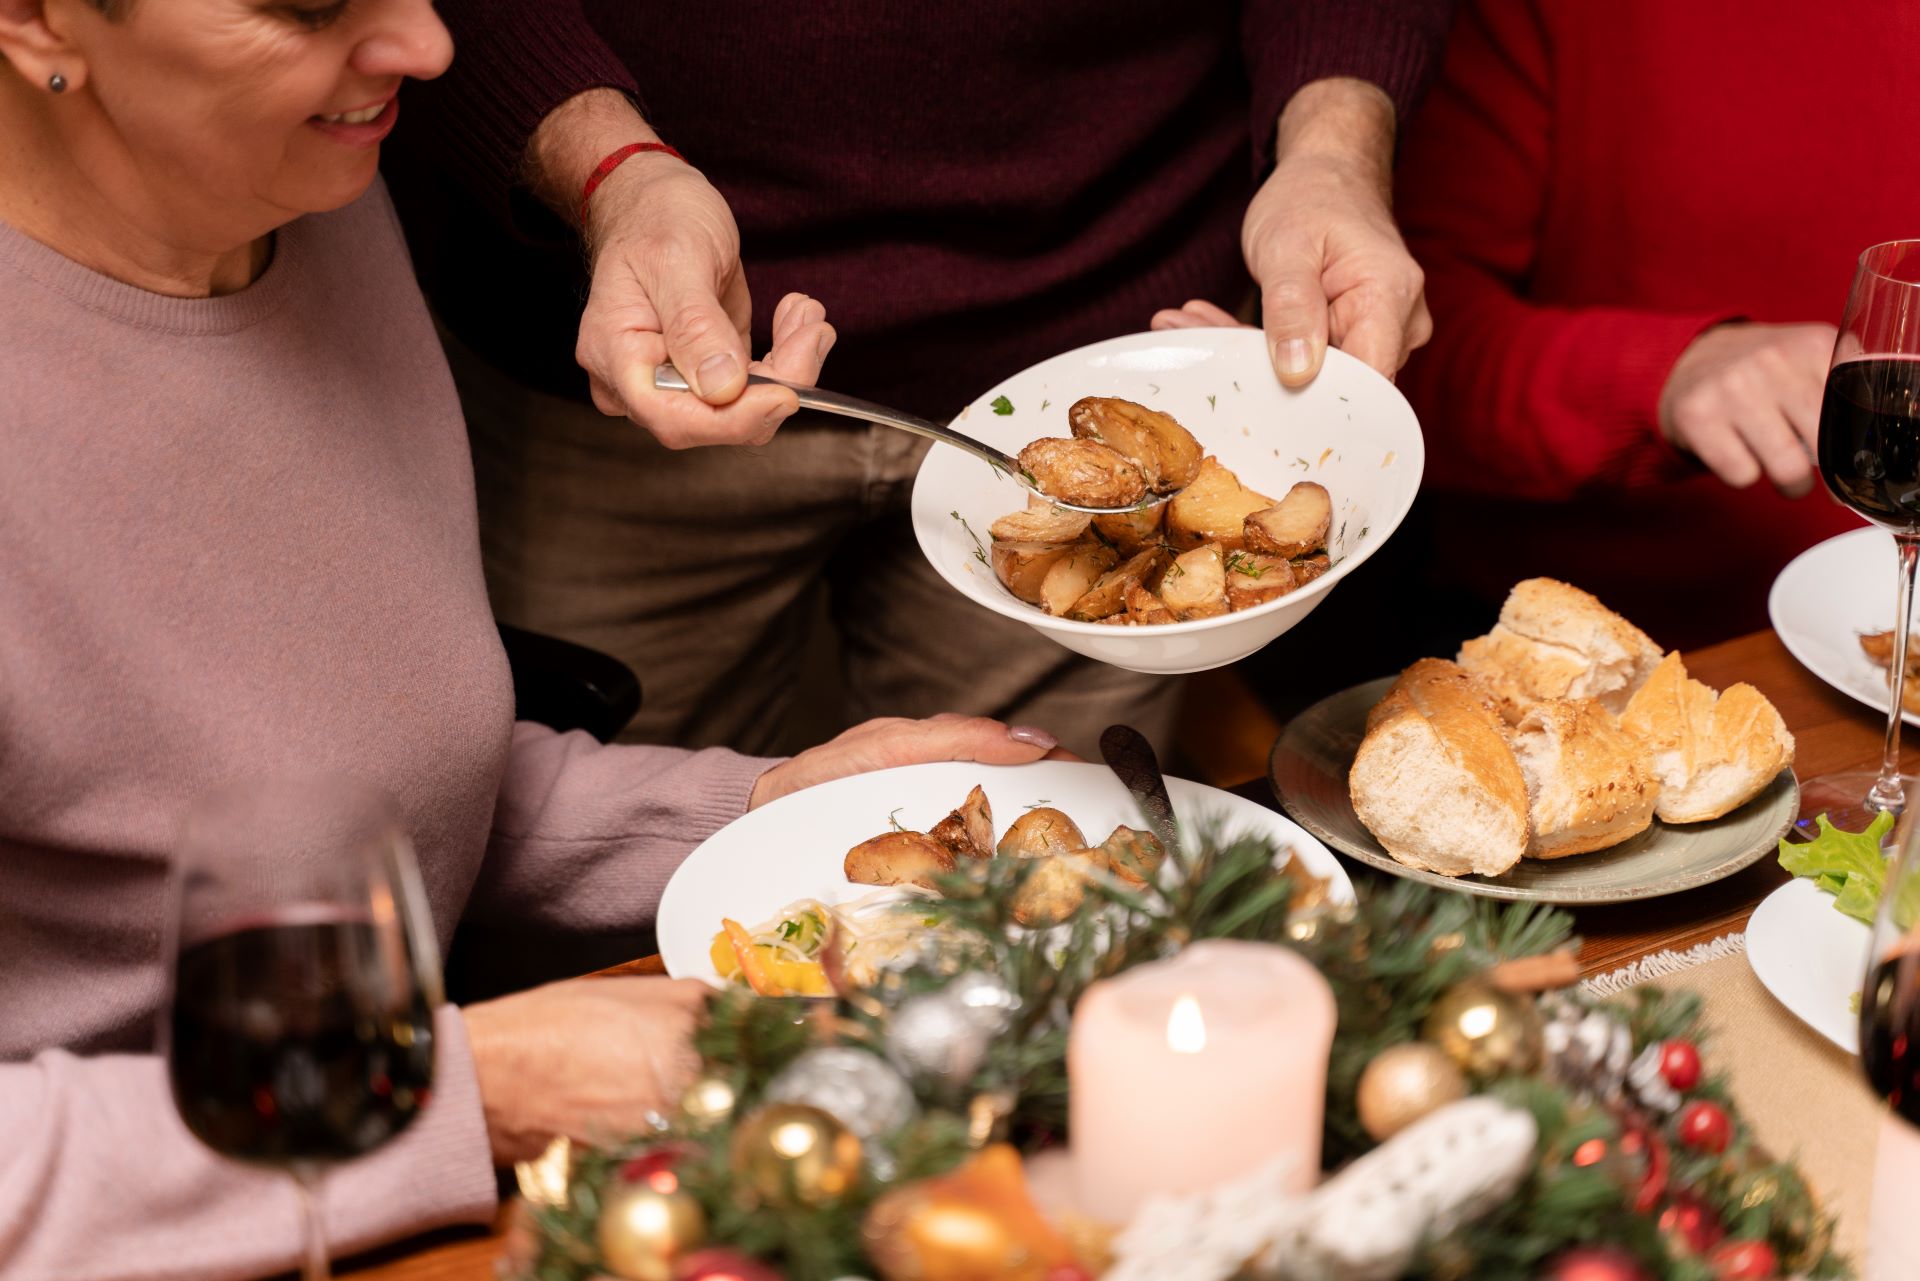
353 0 455 84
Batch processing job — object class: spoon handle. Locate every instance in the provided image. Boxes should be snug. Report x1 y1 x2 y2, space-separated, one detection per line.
653 365 1021 474
1099 724 1183 860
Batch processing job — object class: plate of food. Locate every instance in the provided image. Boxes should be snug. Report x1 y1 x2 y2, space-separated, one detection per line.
909 329 1424 675
1749 811 1895 1054
1769 525 1917 727
656 759 1353 991
1271 578 1800 903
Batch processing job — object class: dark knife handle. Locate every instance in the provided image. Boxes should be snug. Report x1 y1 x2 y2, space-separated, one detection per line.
1099 724 1181 857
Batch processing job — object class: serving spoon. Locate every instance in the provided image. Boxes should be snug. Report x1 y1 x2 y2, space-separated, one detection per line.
653 364 1171 515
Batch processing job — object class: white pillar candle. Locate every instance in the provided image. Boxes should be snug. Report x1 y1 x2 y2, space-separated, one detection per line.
1068 938 1336 1225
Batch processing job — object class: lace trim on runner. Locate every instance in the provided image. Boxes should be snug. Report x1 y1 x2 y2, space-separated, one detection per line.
1580 932 1747 1000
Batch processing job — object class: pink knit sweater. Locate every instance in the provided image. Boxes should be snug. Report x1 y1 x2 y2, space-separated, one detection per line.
0 185 770 1280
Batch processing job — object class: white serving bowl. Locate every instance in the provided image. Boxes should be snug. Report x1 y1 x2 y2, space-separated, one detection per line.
909 329 1425 675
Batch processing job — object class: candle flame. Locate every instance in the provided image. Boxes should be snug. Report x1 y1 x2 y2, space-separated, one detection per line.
1166 994 1207 1053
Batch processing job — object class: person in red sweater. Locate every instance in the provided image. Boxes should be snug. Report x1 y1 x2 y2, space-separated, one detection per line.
385 1 1449 760
1386 0 1920 646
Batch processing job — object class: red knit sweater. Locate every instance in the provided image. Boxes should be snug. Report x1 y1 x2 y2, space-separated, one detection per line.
388 0 1448 419
1394 0 1920 646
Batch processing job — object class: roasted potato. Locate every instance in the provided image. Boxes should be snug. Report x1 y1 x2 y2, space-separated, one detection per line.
1164 457 1276 552
1096 825 1166 889
1124 582 1176 625
1157 542 1229 620
1016 438 1148 510
1222 549 1298 611
1064 547 1170 621
1039 543 1120 616
844 831 956 891
992 539 1084 604
1008 850 1105 928
1243 482 1332 558
1068 396 1204 494
996 806 1088 859
928 784 995 862
1291 552 1331 588
1092 503 1165 555
990 499 1092 545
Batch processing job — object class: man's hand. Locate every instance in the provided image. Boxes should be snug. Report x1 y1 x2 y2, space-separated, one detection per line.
1658 322 1837 497
463 976 710 1165
1241 78 1430 387
527 90 834 448
749 715 1072 810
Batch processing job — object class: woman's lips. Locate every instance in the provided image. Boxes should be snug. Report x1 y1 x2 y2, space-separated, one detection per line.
307 95 399 148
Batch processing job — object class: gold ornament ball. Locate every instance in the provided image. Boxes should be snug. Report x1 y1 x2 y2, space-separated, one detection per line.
729 1102 864 1208
596 1180 707 1281
680 1073 739 1131
1421 977 1544 1077
1356 1042 1468 1139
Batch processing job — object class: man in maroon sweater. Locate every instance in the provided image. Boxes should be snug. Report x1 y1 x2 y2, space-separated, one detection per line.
387 2 1448 757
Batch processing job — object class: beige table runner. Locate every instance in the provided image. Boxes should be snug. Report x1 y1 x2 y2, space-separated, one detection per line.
1590 937 1880 1264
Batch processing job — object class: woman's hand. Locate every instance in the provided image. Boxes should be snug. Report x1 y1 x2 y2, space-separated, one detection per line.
1658 321 1836 496
461 976 710 1165
749 715 1070 810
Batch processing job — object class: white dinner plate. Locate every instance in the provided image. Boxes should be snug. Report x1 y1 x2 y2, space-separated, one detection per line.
656 760 1353 986
909 330 1424 675
1746 876 1872 1054
1769 525 1915 728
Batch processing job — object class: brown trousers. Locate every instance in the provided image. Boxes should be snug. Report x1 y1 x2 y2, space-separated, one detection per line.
449 335 1180 760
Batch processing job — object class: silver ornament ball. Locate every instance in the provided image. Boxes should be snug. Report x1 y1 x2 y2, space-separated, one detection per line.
764 1046 916 1142
942 970 1021 1034
886 989 995 1088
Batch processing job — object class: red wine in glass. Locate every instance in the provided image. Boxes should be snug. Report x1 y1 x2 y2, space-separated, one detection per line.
1861 949 1920 1124
1818 358 1920 532
170 916 434 1164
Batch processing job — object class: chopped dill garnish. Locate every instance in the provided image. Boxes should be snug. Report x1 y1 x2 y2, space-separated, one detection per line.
950 511 989 567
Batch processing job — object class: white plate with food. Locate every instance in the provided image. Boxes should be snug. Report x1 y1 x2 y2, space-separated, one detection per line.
1746 876 1872 1054
656 759 1353 990
909 329 1424 674
1272 579 1800 903
1768 525 1916 727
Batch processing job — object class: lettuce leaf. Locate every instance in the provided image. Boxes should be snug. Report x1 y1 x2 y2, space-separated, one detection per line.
1779 811 1896 924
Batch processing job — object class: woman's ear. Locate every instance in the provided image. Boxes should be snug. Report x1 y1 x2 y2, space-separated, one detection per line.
0 0 92 97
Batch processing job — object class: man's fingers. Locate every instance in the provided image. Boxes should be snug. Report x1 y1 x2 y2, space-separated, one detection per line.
1332 306 1406 382
1259 266 1331 388
1405 295 1435 359
770 292 825 349
655 284 753 404
757 318 836 387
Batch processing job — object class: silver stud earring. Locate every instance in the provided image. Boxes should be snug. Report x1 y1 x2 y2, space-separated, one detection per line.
48 73 67 94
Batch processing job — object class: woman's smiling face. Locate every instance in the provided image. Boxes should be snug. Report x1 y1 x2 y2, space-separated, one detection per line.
57 0 452 227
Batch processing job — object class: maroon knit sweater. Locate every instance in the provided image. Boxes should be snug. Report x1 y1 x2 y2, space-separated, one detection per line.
387 0 1448 419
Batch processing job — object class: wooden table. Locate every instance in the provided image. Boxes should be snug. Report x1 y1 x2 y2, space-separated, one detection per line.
345 627 1906 1280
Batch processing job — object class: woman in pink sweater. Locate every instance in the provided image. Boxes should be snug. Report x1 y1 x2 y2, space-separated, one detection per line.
0 3 1063 1277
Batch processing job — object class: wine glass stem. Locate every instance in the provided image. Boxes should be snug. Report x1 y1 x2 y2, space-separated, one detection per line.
1873 534 1920 815
292 1163 330 1281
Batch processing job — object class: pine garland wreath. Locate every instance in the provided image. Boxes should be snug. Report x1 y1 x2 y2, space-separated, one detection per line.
521 828 1848 1281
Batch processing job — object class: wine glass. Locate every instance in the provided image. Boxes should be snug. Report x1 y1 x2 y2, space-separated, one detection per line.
162 776 442 1281
1807 240 1920 830
1861 811 1920 1278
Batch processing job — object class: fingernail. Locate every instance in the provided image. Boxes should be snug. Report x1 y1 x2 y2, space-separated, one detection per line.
816 331 832 362
1008 725 1057 750
1277 338 1311 377
694 352 739 397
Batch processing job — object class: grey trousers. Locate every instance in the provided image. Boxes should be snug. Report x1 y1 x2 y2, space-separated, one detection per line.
448 334 1181 760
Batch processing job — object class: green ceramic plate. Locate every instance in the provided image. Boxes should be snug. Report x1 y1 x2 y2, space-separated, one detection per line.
1268 676 1799 904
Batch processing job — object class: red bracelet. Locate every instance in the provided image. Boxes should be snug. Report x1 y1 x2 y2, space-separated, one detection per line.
578 141 686 226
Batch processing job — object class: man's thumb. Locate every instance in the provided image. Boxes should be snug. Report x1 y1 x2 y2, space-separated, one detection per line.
1260 269 1331 388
